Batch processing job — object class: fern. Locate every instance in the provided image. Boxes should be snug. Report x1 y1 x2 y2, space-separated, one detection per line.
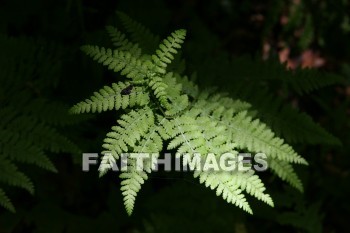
197 171 254 214
196 54 341 145
151 29 186 74
226 56 344 95
102 107 155 158
225 111 307 165
120 157 150 215
0 35 81 212
116 11 160 53
0 159 34 195
0 188 15 213
70 82 150 114
268 159 304 191
70 13 335 216
106 25 142 58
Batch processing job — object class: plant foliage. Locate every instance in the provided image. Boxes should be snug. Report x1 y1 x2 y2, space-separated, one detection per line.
0 35 81 212
71 13 339 216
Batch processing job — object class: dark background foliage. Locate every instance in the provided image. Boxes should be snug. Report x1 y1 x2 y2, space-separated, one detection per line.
0 0 349 232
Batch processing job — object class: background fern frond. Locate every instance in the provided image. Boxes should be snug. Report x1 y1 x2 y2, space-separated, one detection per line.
2 142 57 173
106 25 142 58
116 11 160 53
0 159 34 195
0 35 81 212
231 85 341 145
224 56 344 95
0 188 15 213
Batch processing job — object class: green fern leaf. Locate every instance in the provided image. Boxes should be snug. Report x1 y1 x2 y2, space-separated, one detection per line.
152 29 186 74
2 142 57 172
81 46 151 80
230 170 274 206
116 11 160 53
196 171 253 214
227 111 308 165
120 157 149 216
0 188 15 213
0 159 34 194
0 35 81 213
102 107 154 158
232 85 341 145
269 159 304 192
70 82 150 114
106 25 142 58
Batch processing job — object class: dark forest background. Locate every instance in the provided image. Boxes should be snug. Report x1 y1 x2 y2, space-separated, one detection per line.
0 0 350 232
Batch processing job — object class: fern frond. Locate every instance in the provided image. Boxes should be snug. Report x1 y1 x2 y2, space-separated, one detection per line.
106 25 142 58
0 188 15 213
268 159 304 192
102 107 154 159
191 94 306 164
226 111 308 165
0 159 34 194
152 29 186 74
0 35 81 213
285 69 344 95
196 171 253 214
163 116 203 153
81 45 151 80
270 105 341 145
174 73 199 98
148 76 171 110
194 93 251 117
166 51 186 74
162 72 183 96
228 56 343 95
157 73 190 115
2 142 57 172
103 119 163 215
195 169 273 214
165 95 189 116
164 111 270 214
230 170 274 206
230 84 341 145
120 122 163 215
116 11 160 53
70 82 150 114
18 99 86 126
99 122 163 177
134 124 163 156
120 157 149 216
98 153 117 177
2 115 80 155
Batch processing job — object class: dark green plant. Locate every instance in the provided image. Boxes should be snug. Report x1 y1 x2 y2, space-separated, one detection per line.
0 35 81 212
